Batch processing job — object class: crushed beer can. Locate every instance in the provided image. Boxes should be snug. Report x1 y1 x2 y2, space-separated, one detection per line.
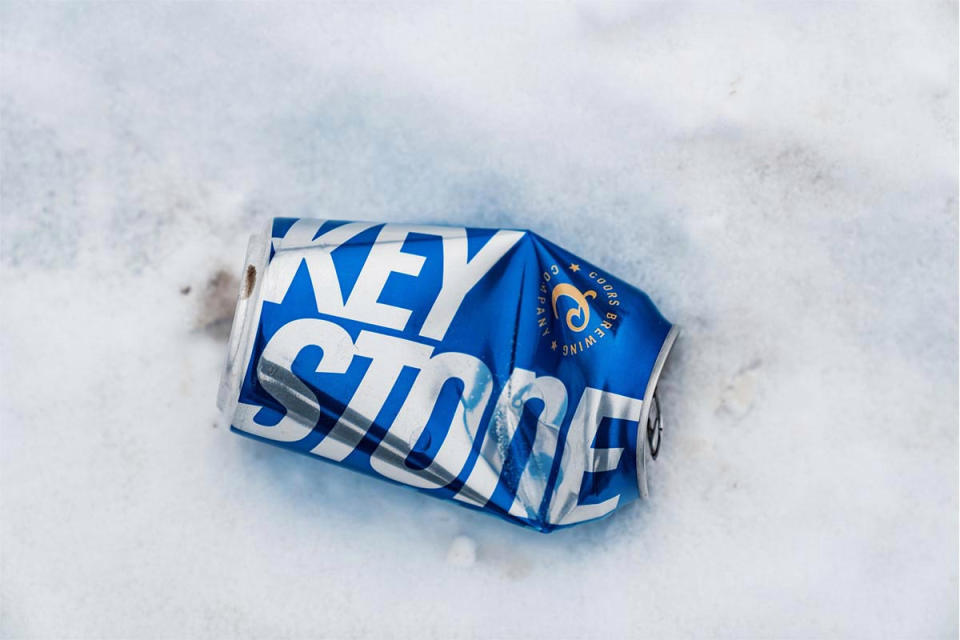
218 218 678 532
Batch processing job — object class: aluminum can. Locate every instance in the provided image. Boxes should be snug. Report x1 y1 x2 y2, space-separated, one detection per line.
218 218 677 531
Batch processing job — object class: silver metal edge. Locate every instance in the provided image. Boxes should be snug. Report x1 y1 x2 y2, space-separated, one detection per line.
635 324 680 498
216 227 271 420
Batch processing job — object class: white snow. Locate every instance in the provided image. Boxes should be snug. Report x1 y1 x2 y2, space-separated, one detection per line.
1 2 956 638
446 536 478 569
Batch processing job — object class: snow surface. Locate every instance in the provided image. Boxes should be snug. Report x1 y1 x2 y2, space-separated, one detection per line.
1 3 957 638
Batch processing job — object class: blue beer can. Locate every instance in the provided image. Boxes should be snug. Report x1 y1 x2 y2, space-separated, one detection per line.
218 218 678 531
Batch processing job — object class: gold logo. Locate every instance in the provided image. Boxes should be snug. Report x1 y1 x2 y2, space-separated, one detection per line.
536 263 622 357
550 284 596 332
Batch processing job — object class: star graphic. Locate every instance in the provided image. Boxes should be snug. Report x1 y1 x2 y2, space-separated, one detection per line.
569 263 580 272
551 340 558 350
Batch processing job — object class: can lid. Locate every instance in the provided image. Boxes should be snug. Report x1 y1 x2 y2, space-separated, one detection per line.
635 324 679 498
647 391 662 460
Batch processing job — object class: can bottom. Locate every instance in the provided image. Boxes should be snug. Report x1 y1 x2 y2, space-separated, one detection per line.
217 230 270 420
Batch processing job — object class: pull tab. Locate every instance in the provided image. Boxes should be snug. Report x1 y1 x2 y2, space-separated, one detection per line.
646 391 662 460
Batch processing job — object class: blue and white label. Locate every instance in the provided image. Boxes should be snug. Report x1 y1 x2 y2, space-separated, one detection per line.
224 218 674 531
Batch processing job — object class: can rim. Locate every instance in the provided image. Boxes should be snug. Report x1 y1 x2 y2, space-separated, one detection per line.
217 229 271 420
635 324 680 498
